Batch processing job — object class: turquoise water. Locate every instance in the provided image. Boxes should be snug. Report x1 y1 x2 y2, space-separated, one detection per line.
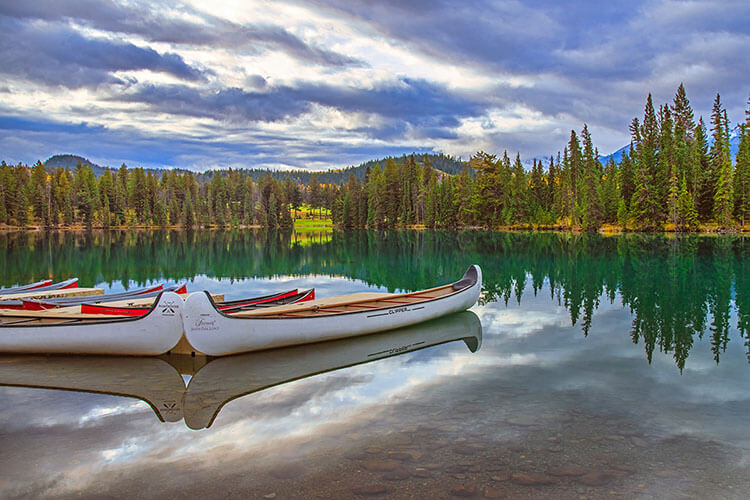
1 230 749 499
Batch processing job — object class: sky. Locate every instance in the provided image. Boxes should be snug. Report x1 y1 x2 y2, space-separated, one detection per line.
0 0 748 171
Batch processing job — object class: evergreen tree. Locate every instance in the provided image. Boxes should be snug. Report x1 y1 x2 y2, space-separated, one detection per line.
243 177 254 225
671 83 696 189
693 118 713 221
631 94 663 230
710 94 733 227
183 189 195 228
308 172 321 218
600 157 619 223
676 174 699 231
733 98 750 226
29 161 48 225
580 124 603 230
383 157 401 226
0 162 9 224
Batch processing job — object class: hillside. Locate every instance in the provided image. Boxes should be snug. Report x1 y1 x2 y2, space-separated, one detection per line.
41 153 468 185
44 154 109 177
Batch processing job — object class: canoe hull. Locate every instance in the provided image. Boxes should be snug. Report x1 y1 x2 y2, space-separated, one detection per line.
0 292 185 355
184 265 482 356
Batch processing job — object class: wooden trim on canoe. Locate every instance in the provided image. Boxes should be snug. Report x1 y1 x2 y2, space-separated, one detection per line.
219 268 478 319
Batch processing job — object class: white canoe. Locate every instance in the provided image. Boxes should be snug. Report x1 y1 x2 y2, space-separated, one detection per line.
184 265 482 356
0 291 184 355
182 310 481 429
0 310 480 428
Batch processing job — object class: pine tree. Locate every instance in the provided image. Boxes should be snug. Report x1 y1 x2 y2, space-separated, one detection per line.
693 118 713 221
0 162 9 224
565 131 583 226
470 152 502 227
711 94 733 227
243 177 254 225
508 153 527 223
29 161 48 225
599 157 619 223
734 98 750 226
631 94 663 229
672 83 695 187
183 189 195 228
308 172 321 218
659 104 677 224
676 174 699 231
383 157 401 226
580 124 603 230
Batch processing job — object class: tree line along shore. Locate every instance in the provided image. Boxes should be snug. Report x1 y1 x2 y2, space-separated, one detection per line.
1 85 748 233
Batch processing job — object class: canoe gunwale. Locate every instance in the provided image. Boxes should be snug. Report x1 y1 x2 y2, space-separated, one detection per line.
0 279 53 295
202 266 479 320
25 283 165 308
183 265 482 356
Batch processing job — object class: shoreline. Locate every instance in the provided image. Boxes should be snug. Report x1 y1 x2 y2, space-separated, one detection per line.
1 223 748 234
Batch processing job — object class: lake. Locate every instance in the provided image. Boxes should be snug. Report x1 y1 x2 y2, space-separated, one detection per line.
1 230 749 499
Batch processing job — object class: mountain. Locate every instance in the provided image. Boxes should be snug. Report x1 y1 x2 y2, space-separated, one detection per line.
41 153 467 185
44 154 109 177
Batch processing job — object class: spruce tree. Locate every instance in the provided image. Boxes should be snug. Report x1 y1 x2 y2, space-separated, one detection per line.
693 118 713 221
734 98 750 226
183 189 195 228
659 105 677 224
599 157 619 223
511 153 528 223
676 174 699 231
580 124 603 230
672 83 695 188
0 162 9 224
711 94 733 227
30 161 48 225
631 94 662 229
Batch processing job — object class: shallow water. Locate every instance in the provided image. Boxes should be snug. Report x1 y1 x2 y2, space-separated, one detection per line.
1 230 749 499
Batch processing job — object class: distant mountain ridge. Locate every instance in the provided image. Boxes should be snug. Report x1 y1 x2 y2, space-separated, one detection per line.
42 153 468 185
44 154 109 176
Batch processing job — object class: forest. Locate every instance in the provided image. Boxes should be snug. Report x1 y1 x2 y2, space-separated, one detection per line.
0 85 748 232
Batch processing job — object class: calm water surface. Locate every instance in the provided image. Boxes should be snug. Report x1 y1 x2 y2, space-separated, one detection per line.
1 230 749 499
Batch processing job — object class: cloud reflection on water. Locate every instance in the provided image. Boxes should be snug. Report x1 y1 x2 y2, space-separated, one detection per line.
2 274 750 498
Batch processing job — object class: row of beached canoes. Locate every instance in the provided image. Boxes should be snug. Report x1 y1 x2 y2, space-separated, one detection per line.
0 265 482 357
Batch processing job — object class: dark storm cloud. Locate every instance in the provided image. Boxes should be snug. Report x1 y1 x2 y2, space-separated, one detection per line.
0 0 363 68
118 78 483 139
297 0 750 152
0 19 207 88
302 0 750 80
299 0 652 80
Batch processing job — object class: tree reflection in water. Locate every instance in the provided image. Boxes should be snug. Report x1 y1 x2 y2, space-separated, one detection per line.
1 230 748 369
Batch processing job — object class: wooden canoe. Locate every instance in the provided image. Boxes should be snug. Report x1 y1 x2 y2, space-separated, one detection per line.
183 265 482 356
0 291 184 355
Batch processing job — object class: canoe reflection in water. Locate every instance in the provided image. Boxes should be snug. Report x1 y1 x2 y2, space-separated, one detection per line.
0 311 482 430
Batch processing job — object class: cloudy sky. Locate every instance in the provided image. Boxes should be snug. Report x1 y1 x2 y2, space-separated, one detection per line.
1 0 748 171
